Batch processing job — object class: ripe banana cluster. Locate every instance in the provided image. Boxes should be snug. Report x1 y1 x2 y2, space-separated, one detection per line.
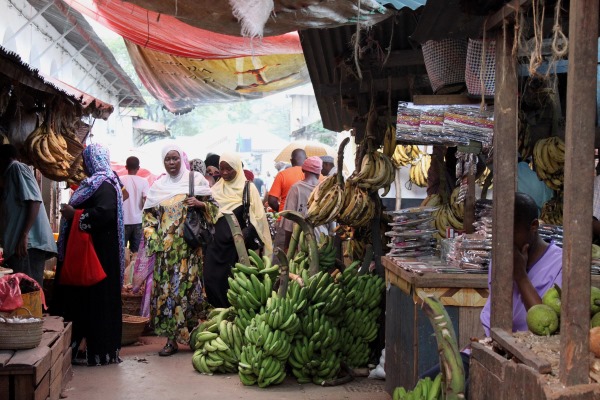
540 197 563 226
345 238 366 261
393 374 442 400
393 144 423 168
307 138 349 226
475 166 492 188
347 151 395 195
307 175 345 226
533 136 565 191
382 124 397 158
335 264 385 368
409 154 431 188
238 295 300 387
191 307 243 375
25 122 79 181
421 193 442 207
433 204 463 238
337 182 376 227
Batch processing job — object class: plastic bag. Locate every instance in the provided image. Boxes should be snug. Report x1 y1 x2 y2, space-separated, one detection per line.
132 236 155 293
60 209 107 286
0 273 46 312
368 349 386 380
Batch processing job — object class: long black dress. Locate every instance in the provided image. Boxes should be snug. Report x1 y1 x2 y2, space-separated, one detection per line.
203 205 247 308
53 182 122 366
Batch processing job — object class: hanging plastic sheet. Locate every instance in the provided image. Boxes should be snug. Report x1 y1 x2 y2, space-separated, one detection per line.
118 0 392 37
125 40 310 112
66 0 303 58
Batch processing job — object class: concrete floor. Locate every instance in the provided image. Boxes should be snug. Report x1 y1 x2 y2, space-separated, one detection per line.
63 336 390 400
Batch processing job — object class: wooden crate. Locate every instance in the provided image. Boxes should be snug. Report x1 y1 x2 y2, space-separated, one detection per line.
0 317 72 400
470 342 600 399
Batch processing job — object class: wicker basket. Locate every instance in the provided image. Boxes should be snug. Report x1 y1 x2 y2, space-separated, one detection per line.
0 308 43 350
121 292 143 316
122 314 149 346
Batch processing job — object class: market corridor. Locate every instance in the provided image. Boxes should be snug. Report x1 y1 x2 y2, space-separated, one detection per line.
63 336 388 400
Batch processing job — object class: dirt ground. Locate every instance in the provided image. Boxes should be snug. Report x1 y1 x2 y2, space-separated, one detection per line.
63 336 390 400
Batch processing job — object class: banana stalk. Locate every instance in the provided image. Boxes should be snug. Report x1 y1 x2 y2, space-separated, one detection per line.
279 210 320 276
421 294 465 400
223 211 251 267
275 249 290 298
287 224 302 261
337 137 350 187
358 244 374 276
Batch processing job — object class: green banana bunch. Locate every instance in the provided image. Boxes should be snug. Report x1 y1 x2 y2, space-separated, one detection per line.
226 255 275 313
338 265 386 368
317 233 336 272
392 374 442 400
238 293 300 388
191 307 244 375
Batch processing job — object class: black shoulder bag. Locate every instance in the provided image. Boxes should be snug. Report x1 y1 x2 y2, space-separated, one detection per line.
242 181 264 251
183 172 213 249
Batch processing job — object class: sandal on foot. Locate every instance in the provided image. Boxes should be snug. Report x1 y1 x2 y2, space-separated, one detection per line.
158 343 178 357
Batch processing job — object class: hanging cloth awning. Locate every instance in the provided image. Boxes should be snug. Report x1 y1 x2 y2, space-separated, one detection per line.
125 40 310 113
66 0 303 59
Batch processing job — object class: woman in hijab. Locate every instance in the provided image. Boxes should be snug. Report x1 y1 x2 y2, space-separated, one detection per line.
191 158 215 187
55 144 125 366
204 152 272 307
143 145 218 356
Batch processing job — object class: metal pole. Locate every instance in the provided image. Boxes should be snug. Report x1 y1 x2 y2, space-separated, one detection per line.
30 25 77 63
2 1 53 45
53 43 89 74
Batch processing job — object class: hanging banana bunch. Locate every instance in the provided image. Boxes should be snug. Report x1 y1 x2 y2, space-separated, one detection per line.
533 136 565 191
408 154 431 188
392 144 423 168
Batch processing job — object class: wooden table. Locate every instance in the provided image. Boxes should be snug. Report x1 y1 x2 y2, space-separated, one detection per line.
383 256 489 395
0 316 72 400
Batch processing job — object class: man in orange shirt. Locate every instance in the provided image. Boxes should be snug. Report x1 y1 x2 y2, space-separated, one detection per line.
268 148 306 250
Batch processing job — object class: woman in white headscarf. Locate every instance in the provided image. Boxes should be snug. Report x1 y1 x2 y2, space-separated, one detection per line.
204 152 272 307
142 144 218 356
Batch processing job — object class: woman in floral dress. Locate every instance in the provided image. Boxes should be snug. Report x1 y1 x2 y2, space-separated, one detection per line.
143 144 218 356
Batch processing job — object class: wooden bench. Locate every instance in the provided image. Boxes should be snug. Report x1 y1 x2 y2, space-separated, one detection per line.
0 316 72 400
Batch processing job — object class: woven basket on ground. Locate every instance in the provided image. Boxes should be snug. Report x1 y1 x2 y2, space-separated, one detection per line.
0 307 43 350
121 292 142 316
122 314 149 346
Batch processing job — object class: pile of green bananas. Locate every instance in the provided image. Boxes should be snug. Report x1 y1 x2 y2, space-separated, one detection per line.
288 271 346 384
288 232 337 275
393 374 442 400
238 294 301 387
227 250 278 331
336 263 385 368
191 307 243 375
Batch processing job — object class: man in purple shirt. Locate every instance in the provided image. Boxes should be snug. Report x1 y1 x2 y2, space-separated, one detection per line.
420 193 563 397
480 192 563 336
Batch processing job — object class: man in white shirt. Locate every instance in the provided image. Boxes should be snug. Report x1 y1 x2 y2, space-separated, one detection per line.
120 157 150 253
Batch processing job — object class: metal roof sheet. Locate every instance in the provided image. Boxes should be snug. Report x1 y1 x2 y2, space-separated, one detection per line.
26 0 145 108
375 0 427 10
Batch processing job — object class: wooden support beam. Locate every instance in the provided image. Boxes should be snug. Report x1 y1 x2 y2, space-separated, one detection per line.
490 26 518 332
487 0 531 31
491 328 552 374
559 0 599 387
314 76 410 97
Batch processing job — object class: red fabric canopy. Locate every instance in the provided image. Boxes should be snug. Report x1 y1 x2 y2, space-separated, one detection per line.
66 0 302 59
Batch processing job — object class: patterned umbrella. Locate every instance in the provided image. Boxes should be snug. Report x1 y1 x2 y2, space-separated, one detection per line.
274 141 336 163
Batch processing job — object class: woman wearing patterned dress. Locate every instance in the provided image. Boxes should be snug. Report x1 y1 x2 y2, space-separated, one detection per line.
55 144 125 366
143 144 217 356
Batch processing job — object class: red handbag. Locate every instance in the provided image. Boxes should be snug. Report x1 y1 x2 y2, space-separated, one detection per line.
60 209 107 286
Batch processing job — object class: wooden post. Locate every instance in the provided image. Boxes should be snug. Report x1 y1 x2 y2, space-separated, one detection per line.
490 26 518 333
559 0 599 386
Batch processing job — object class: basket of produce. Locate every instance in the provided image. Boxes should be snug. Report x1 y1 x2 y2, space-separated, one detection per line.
122 314 149 345
0 308 43 350
121 287 142 316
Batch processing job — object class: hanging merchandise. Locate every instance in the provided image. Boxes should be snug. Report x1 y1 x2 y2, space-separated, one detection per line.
465 39 496 98
422 38 468 94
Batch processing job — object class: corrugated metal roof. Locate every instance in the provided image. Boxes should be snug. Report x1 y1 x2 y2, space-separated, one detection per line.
300 7 430 132
375 0 427 10
26 0 145 108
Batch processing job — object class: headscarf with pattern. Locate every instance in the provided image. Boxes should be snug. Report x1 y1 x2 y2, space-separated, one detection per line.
57 144 126 283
